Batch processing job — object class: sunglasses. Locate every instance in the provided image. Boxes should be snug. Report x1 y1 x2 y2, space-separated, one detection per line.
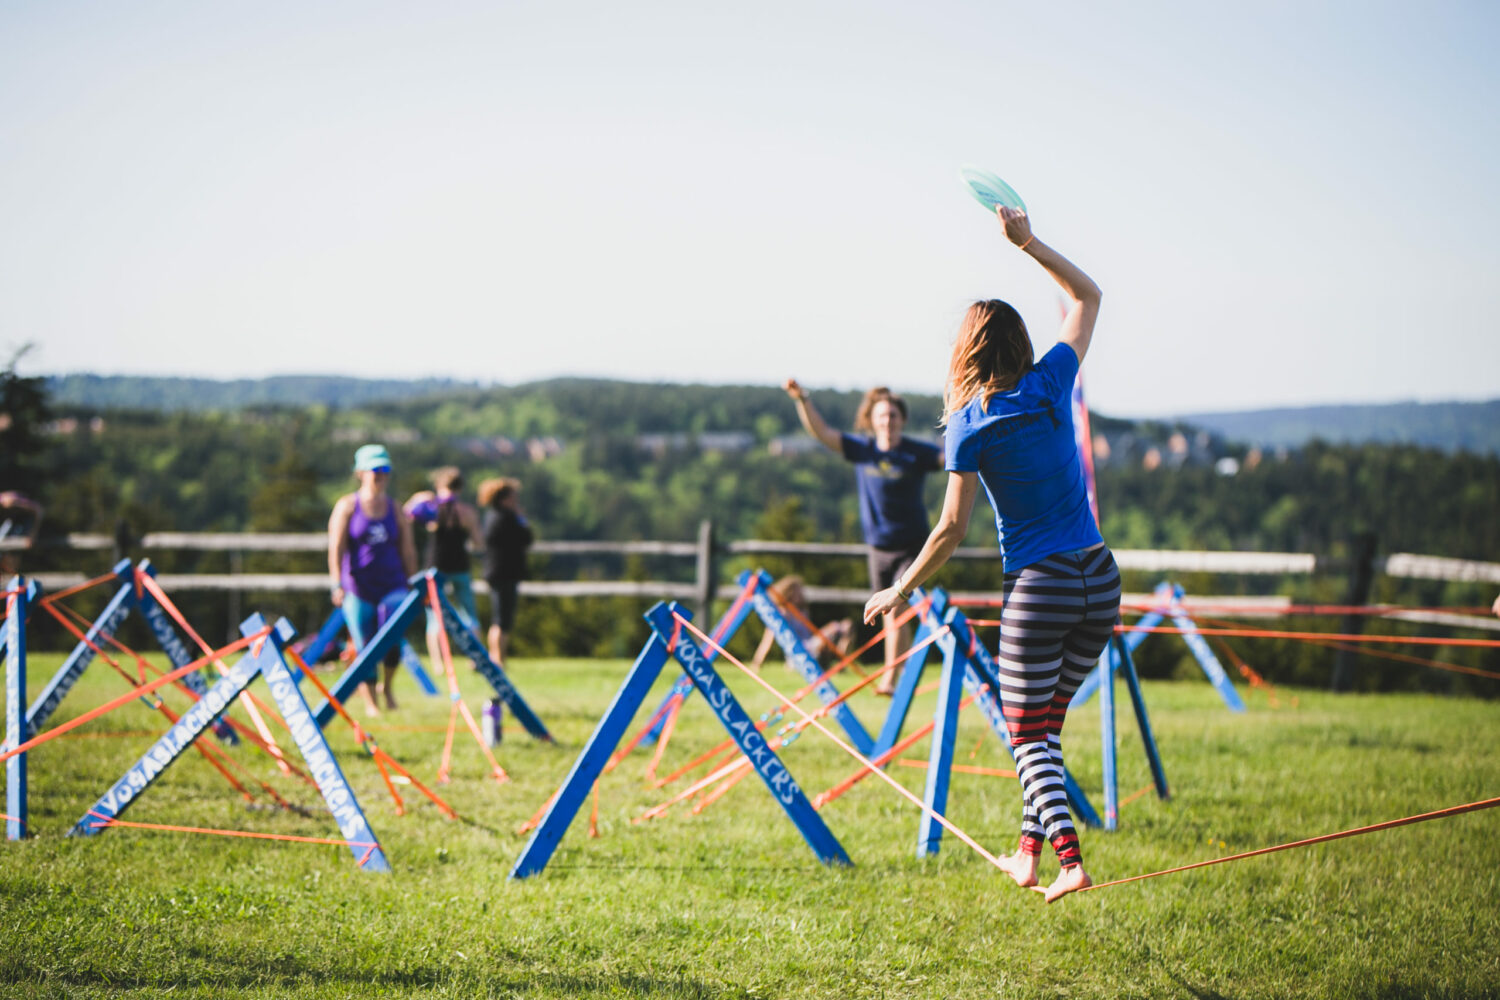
369 466 392 475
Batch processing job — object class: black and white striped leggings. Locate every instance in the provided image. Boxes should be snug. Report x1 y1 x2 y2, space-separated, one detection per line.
998 544 1121 868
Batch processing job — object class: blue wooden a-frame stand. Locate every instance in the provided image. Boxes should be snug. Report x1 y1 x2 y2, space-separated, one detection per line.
71 614 392 872
637 570 874 754
308 570 551 742
900 590 1103 856
295 608 440 696
1073 581 1244 713
510 601 851 879
4 578 39 841
27 560 237 745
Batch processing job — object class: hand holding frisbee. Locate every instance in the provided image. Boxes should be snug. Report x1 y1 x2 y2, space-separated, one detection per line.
959 164 1027 214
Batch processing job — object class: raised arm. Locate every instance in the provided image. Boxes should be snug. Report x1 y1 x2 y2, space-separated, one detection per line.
783 378 843 453
862 471 979 624
998 206 1102 364
327 496 354 607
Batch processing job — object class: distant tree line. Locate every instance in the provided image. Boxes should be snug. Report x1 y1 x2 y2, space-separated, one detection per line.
11 366 1499 694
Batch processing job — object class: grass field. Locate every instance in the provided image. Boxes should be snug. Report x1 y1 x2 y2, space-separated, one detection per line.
2 645 1498 999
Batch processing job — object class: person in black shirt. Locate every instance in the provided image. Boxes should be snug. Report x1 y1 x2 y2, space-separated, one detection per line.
404 466 484 669
477 477 534 666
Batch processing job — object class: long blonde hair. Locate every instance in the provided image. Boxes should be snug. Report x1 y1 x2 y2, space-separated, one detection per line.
942 300 1033 424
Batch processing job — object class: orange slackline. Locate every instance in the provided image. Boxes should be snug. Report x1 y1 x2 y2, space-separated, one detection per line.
1081 795 1500 893
285 646 457 820
428 577 507 785
962 619 1500 649
46 598 315 793
1190 612 1500 684
673 612 1009 872
1118 783 1155 808
638 625 945 819
897 759 1017 778
813 692 980 809
605 575 763 776
0 813 24 829
0 628 273 764
648 602 932 792
136 572 293 775
85 811 381 867
681 628 948 819
36 572 118 606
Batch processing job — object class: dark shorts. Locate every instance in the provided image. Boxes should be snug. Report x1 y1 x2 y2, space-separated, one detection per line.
867 543 923 592
489 578 520 633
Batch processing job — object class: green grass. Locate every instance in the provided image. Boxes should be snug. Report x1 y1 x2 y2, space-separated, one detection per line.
2 650 1498 999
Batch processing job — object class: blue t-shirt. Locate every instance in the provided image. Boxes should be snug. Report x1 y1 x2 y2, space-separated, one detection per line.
840 433 943 550
945 342 1102 572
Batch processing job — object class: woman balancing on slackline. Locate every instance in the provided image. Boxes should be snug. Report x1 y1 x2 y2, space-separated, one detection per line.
782 382 942 695
863 204 1115 902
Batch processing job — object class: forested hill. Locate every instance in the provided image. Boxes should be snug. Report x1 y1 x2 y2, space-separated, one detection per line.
1178 399 1500 456
46 374 478 412
48 374 1500 455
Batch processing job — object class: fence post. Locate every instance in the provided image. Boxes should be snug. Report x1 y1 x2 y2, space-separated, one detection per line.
1330 531 1378 692
694 519 717 625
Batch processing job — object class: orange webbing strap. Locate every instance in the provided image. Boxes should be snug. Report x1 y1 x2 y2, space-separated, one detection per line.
427 577 507 785
588 780 601 838
150 698 256 804
1081 796 1500 894
284 646 458 820
604 577 761 776
1119 622 1500 649
0 628 273 764
1191 612 1500 684
136 571 292 775
777 597 865 679
674 612 1007 872
36 572 118 606
642 698 683 784
516 790 558 835
896 759 1017 778
0 813 24 829
85 811 383 868
43 600 162 694
1118 783 1155 809
51 598 316 791
814 693 980 809
684 629 947 818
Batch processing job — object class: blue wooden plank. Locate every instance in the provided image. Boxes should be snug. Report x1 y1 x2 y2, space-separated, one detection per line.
1099 628 1119 831
870 587 942 760
645 602 851 868
71 623 271 836
311 589 424 728
5 580 37 840
299 609 348 668
27 560 135 733
398 642 441 696
250 616 390 873
432 582 551 741
916 623 965 857
642 578 760 744
510 631 671 879
1169 612 1246 713
1117 634 1170 800
745 570 873 756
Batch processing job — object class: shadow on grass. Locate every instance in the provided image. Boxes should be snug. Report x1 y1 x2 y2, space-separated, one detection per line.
3 955 751 999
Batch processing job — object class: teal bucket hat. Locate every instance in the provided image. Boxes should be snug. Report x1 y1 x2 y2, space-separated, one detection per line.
353 444 392 473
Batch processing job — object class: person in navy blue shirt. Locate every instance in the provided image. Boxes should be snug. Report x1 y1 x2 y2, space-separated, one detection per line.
783 379 942 694
863 203 1112 903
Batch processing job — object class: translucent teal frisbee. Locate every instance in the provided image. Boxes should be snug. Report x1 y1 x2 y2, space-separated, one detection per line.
959 164 1027 214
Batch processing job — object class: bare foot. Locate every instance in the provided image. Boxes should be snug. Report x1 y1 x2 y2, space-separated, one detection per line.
1032 865 1092 902
364 704 381 719
996 852 1038 888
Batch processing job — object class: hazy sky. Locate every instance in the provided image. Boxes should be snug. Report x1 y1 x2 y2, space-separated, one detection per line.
3 1 1497 416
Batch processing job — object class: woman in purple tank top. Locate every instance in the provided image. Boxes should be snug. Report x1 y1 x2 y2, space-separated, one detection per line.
327 444 417 716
